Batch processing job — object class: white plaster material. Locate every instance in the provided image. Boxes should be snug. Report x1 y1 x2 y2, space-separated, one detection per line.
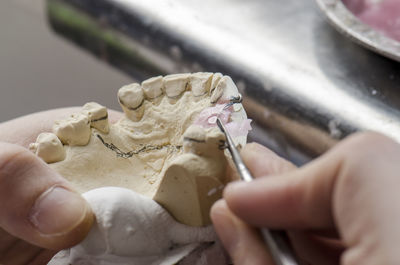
49 187 225 265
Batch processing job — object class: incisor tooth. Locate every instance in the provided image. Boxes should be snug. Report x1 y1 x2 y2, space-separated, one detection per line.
163 73 190 98
81 102 109 133
210 75 228 103
141 76 163 99
53 113 91 146
118 83 145 121
29 133 66 163
190 72 213 96
209 73 222 96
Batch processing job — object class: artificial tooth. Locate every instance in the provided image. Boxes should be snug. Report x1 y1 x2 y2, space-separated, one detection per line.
81 102 110 133
141 76 163 99
163 73 190 98
118 83 145 121
190 72 213 96
210 76 228 103
29 133 66 163
53 113 91 146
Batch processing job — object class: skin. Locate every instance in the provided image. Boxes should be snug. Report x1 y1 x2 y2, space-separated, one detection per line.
211 132 400 265
0 108 121 264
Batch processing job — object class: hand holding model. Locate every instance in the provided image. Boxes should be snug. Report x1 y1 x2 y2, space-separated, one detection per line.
0 108 120 265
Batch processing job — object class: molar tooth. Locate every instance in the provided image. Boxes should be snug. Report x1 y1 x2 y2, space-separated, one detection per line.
53 113 91 146
81 102 109 133
29 133 66 163
163 73 190 98
141 76 163 99
118 83 145 121
190 72 213 96
210 75 228 103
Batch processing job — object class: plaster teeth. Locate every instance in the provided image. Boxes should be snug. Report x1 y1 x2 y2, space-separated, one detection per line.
210 76 228 103
163 73 190 98
209 73 222 96
142 76 163 99
190 72 213 97
53 113 91 146
118 83 145 121
182 125 207 155
29 133 66 163
81 102 109 133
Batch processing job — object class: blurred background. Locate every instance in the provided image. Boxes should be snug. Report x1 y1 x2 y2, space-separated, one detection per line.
0 0 132 121
1 0 399 164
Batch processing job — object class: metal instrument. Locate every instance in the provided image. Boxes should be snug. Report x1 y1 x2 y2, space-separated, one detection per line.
216 117 299 265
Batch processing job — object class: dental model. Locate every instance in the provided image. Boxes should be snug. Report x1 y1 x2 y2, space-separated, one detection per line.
29 73 251 265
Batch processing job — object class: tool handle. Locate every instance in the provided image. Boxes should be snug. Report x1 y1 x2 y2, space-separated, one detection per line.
260 229 298 265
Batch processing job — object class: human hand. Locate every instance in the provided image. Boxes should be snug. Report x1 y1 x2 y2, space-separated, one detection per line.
211 132 400 265
0 108 121 265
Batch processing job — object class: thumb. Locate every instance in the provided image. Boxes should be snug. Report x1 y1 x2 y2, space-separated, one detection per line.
0 143 94 250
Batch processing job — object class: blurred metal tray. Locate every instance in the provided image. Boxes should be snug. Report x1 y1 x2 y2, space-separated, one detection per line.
316 0 400 62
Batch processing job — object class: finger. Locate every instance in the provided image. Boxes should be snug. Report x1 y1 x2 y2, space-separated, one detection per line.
288 231 343 265
0 239 43 265
224 132 400 232
0 143 94 250
30 249 58 265
210 200 274 265
226 142 343 264
241 143 296 177
224 155 337 229
0 107 123 147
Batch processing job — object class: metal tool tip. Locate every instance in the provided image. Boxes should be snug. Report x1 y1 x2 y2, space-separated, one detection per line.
216 117 225 132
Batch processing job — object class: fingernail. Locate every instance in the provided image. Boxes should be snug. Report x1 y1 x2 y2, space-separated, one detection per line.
29 186 89 235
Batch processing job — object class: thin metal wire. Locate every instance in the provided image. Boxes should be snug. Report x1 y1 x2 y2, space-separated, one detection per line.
223 94 243 110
